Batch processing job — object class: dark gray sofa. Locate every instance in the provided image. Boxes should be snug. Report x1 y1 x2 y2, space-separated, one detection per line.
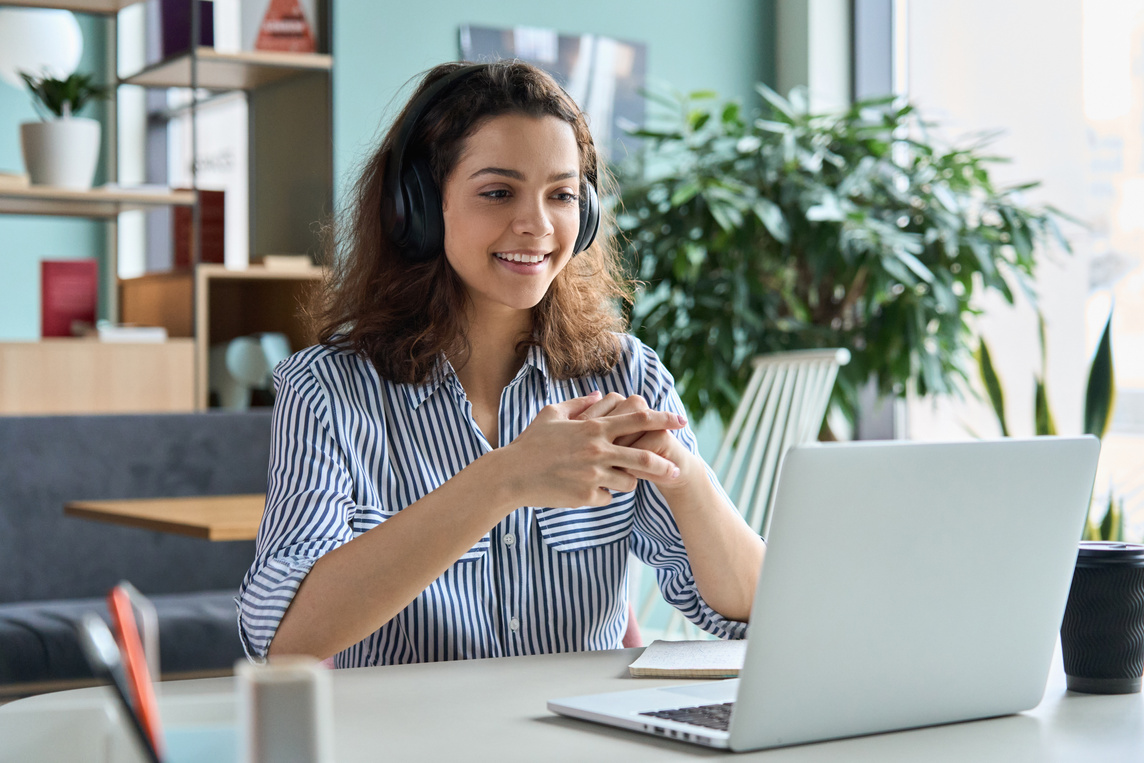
0 411 271 693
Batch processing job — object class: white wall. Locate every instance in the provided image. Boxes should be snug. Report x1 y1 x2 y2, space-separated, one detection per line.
904 1 1090 440
776 0 852 112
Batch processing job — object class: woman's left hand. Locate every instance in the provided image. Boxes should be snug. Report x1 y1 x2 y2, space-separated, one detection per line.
577 392 699 490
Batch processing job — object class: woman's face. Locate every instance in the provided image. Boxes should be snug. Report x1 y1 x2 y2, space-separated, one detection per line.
441 113 582 318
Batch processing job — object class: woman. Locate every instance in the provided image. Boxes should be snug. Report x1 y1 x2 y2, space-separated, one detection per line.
237 60 764 666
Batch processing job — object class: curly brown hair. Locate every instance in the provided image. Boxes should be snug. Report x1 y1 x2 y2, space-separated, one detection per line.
312 60 633 385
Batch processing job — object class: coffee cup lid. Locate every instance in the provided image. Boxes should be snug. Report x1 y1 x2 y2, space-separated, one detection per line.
1076 541 1144 567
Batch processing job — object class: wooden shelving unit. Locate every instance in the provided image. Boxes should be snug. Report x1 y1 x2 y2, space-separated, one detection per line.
0 185 195 218
1 2 333 414
0 0 138 13
120 264 325 409
0 339 195 415
122 47 333 90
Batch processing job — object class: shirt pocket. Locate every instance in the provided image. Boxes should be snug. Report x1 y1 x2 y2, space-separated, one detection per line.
534 492 636 552
351 505 490 562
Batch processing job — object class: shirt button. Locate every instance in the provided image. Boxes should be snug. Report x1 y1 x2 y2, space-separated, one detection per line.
504 532 516 547
509 617 520 632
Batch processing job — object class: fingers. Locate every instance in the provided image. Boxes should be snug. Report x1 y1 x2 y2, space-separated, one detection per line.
614 433 641 448
578 394 653 447
595 466 640 494
607 443 680 482
577 392 623 421
545 390 602 421
600 410 687 440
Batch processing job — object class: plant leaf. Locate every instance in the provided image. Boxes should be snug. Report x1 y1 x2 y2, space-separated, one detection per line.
1034 377 1057 436
893 248 935 283
755 83 794 119
1099 493 1121 541
977 341 1009 437
1084 307 1116 439
670 181 701 206
752 198 789 243
721 101 741 125
1082 514 1099 541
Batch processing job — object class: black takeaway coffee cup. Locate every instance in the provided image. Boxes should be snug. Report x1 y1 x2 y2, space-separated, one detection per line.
1060 541 1144 694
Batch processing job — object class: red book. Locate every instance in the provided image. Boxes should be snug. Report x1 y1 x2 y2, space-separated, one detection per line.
173 189 225 269
41 260 98 337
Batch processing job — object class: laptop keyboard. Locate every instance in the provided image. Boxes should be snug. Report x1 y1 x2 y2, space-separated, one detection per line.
640 701 735 731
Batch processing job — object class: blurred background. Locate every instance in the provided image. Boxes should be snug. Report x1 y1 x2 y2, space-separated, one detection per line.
0 0 1139 537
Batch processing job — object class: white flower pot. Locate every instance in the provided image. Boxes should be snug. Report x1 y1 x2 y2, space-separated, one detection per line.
19 117 101 190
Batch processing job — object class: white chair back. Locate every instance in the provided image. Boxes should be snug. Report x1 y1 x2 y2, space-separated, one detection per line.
712 348 850 539
636 348 850 640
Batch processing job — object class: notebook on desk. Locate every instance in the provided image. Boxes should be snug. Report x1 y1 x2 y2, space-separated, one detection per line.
627 639 746 678
549 437 1101 751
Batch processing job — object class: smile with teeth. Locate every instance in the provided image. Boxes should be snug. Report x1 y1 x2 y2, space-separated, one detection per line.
494 252 548 264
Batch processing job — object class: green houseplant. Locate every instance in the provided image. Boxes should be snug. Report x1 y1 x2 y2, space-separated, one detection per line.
18 70 109 189
616 86 1069 427
978 309 1124 540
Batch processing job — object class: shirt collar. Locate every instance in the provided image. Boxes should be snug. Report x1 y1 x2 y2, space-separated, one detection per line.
402 345 551 410
403 355 459 409
521 344 550 386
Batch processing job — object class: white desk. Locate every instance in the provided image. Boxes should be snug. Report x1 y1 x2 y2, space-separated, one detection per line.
1 646 1141 762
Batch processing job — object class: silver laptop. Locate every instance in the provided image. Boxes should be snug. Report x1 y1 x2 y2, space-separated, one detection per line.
549 437 1100 751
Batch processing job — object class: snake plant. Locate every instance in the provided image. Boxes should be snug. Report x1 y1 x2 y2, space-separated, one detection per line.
978 309 1120 539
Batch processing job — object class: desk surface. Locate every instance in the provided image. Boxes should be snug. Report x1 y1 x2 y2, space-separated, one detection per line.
63 494 264 541
2 646 1142 762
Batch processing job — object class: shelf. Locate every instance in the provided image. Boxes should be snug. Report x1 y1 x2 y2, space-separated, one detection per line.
122 48 333 90
0 0 141 13
0 185 195 218
0 339 195 415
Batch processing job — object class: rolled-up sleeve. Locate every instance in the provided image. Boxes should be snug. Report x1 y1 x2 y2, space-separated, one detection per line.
628 338 749 640
236 362 358 660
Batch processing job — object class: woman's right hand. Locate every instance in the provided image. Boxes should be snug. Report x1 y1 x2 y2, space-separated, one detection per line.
498 391 686 509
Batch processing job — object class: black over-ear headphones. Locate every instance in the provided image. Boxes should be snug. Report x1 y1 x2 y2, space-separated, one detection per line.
384 63 601 263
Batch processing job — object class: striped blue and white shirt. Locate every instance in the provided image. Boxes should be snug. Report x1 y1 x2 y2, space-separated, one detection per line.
237 333 747 667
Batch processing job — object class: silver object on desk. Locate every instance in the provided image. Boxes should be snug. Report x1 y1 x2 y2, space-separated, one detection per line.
236 656 334 763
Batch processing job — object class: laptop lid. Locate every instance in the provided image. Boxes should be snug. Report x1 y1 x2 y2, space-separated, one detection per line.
729 436 1100 751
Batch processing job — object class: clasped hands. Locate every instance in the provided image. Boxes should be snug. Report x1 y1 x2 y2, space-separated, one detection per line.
504 390 696 509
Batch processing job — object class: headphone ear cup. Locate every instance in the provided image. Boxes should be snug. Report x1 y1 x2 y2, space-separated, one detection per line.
573 181 600 255
399 155 444 262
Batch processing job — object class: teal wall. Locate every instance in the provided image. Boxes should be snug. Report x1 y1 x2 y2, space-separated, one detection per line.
332 0 775 204
0 12 110 340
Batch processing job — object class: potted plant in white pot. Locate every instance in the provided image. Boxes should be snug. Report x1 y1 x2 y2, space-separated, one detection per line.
18 70 109 190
